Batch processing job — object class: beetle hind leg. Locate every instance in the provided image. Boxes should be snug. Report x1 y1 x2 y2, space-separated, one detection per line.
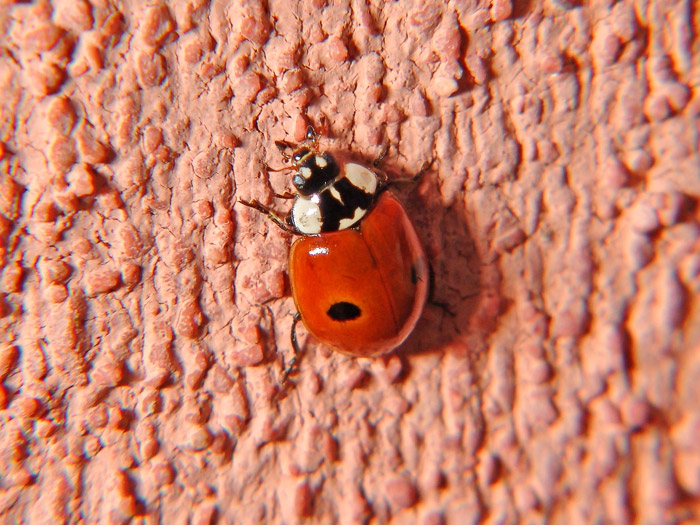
395 157 436 185
281 312 303 383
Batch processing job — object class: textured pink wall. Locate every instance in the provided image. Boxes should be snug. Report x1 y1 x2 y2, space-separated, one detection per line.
0 0 698 523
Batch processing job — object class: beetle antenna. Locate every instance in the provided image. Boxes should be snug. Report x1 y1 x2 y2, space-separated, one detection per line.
273 190 296 200
264 163 292 173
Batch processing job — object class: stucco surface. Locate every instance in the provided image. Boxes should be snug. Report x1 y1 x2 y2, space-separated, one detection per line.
0 0 698 523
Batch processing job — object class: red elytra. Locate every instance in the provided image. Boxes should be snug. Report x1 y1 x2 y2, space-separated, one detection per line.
290 191 429 357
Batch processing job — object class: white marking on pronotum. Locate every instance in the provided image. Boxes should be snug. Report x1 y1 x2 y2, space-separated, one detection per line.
315 156 328 168
338 207 367 230
300 166 312 179
329 186 344 204
292 198 323 234
344 163 378 194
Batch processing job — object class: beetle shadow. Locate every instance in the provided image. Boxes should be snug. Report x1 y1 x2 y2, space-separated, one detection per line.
387 174 504 362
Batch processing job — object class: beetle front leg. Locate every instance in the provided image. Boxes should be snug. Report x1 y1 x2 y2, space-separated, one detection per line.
239 199 299 234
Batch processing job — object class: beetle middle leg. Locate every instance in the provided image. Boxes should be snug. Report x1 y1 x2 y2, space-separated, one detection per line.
394 157 435 185
373 145 390 168
378 156 436 195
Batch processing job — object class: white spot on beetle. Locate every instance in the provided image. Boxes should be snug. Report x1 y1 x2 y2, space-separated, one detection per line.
345 163 378 194
329 186 344 204
338 207 367 230
300 166 312 179
315 156 328 168
292 198 323 234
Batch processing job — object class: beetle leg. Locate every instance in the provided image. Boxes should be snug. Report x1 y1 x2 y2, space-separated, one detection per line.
395 157 436 184
239 199 299 234
416 157 436 179
378 157 436 194
373 145 390 167
281 312 303 383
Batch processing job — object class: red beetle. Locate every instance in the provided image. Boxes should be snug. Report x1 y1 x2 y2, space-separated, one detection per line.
241 127 430 379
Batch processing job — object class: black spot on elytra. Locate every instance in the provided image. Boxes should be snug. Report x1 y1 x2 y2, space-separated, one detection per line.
327 302 362 321
411 263 418 285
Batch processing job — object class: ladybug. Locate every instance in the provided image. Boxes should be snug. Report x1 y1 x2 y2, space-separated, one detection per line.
241 127 430 378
